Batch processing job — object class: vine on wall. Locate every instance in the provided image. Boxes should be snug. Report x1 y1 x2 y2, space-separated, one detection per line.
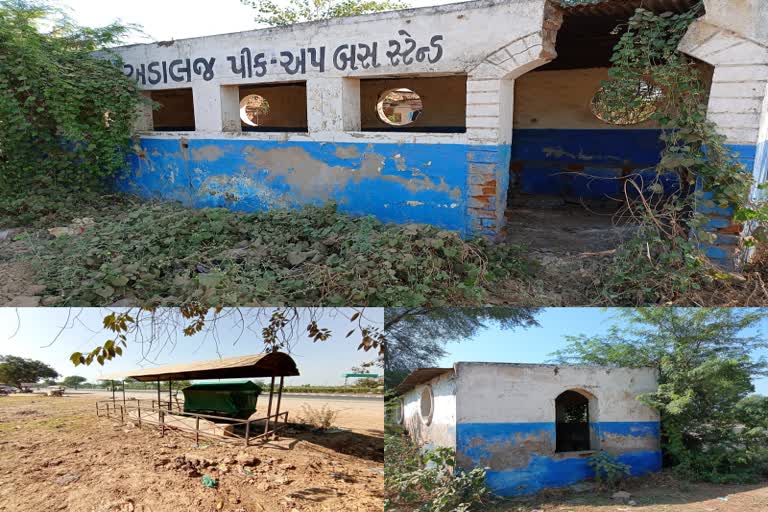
600 3 767 245
0 1 143 206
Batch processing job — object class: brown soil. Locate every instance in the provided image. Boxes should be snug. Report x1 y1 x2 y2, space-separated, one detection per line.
491 473 768 512
0 394 383 512
0 232 48 306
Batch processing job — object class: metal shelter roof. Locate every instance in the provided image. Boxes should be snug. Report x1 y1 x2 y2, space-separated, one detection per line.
99 352 300 382
394 368 454 396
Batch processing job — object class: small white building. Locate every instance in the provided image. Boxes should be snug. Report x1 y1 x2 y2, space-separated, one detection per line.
394 362 661 496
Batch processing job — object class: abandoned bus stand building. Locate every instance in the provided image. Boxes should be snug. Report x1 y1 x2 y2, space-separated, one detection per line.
112 0 768 270
393 363 661 496
96 352 299 446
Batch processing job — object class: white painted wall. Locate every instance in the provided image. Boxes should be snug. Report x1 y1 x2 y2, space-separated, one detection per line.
402 370 457 449
454 363 659 424
109 0 560 147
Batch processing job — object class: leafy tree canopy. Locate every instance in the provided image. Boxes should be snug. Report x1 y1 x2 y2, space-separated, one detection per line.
384 307 541 389
62 375 87 389
0 355 59 389
241 0 409 27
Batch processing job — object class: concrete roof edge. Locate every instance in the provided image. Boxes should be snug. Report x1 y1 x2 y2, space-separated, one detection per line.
111 0 552 50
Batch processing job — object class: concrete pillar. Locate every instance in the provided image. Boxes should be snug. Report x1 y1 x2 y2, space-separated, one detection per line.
463 1 563 237
679 11 768 268
192 81 225 132
220 85 242 132
133 91 154 132
307 77 360 135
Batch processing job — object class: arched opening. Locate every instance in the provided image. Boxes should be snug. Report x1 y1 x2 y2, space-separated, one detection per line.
504 0 709 256
555 389 592 452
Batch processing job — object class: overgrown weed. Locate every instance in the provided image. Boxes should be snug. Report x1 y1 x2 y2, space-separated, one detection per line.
22 200 532 306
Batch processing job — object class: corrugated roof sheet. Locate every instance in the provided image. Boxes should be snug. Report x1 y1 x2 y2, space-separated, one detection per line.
100 352 300 382
394 368 453 395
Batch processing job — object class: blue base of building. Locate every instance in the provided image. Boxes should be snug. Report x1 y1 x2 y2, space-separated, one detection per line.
510 129 680 201
118 137 512 237
457 421 662 496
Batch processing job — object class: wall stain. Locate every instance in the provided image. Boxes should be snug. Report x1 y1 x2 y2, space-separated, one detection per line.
191 145 225 162
241 145 462 201
460 430 554 470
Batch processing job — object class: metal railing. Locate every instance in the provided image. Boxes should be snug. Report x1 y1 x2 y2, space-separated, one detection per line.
95 398 289 446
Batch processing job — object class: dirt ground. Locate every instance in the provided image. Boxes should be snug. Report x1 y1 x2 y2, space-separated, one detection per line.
0 393 383 512
0 230 46 306
491 472 768 512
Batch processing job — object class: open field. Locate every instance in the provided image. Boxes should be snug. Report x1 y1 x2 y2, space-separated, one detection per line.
0 393 383 512
489 473 768 512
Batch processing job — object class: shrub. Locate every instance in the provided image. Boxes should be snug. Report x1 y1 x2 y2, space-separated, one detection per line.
385 427 492 512
0 1 143 201
588 451 630 489
297 404 339 430
29 202 531 306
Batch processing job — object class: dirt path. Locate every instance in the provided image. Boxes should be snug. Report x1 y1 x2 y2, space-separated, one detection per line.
0 230 47 306
492 204 629 305
0 394 383 512
490 473 768 512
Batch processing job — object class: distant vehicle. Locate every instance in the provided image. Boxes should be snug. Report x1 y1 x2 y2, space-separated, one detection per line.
0 385 16 394
47 386 65 397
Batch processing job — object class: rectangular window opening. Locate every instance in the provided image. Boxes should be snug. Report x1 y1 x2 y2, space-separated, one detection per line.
238 82 308 133
150 88 196 132
360 75 466 133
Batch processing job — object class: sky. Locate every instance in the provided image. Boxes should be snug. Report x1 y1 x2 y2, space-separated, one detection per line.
53 0 463 44
435 308 768 396
0 308 383 386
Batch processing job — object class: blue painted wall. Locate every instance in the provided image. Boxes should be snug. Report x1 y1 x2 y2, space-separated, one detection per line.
510 129 679 201
456 421 661 496
697 143 761 266
118 137 510 237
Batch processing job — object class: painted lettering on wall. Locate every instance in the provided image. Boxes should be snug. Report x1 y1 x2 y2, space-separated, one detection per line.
123 31 444 85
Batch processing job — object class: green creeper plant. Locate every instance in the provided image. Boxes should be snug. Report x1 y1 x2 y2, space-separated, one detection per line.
600 3 768 242
0 1 143 208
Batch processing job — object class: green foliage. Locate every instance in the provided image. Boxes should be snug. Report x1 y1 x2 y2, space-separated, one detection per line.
0 1 143 204
385 426 492 512
593 3 768 300
241 0 409 27
0 355 58 389
734 394 768 429
28 202 531 307
61 375 87 389
550 308 768 484
587 451 630 489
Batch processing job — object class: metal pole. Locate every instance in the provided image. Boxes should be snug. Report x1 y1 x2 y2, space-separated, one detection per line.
122 380 126 408
160 409 165 437
273 376 284 439
264 372 276 435
245 420 250 447
111 380 115 402
96 402 99 418
168 380 172 411
195 417 200 447
156 380 161 410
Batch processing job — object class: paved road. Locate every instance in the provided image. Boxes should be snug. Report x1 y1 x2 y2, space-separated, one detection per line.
68 390 383 432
